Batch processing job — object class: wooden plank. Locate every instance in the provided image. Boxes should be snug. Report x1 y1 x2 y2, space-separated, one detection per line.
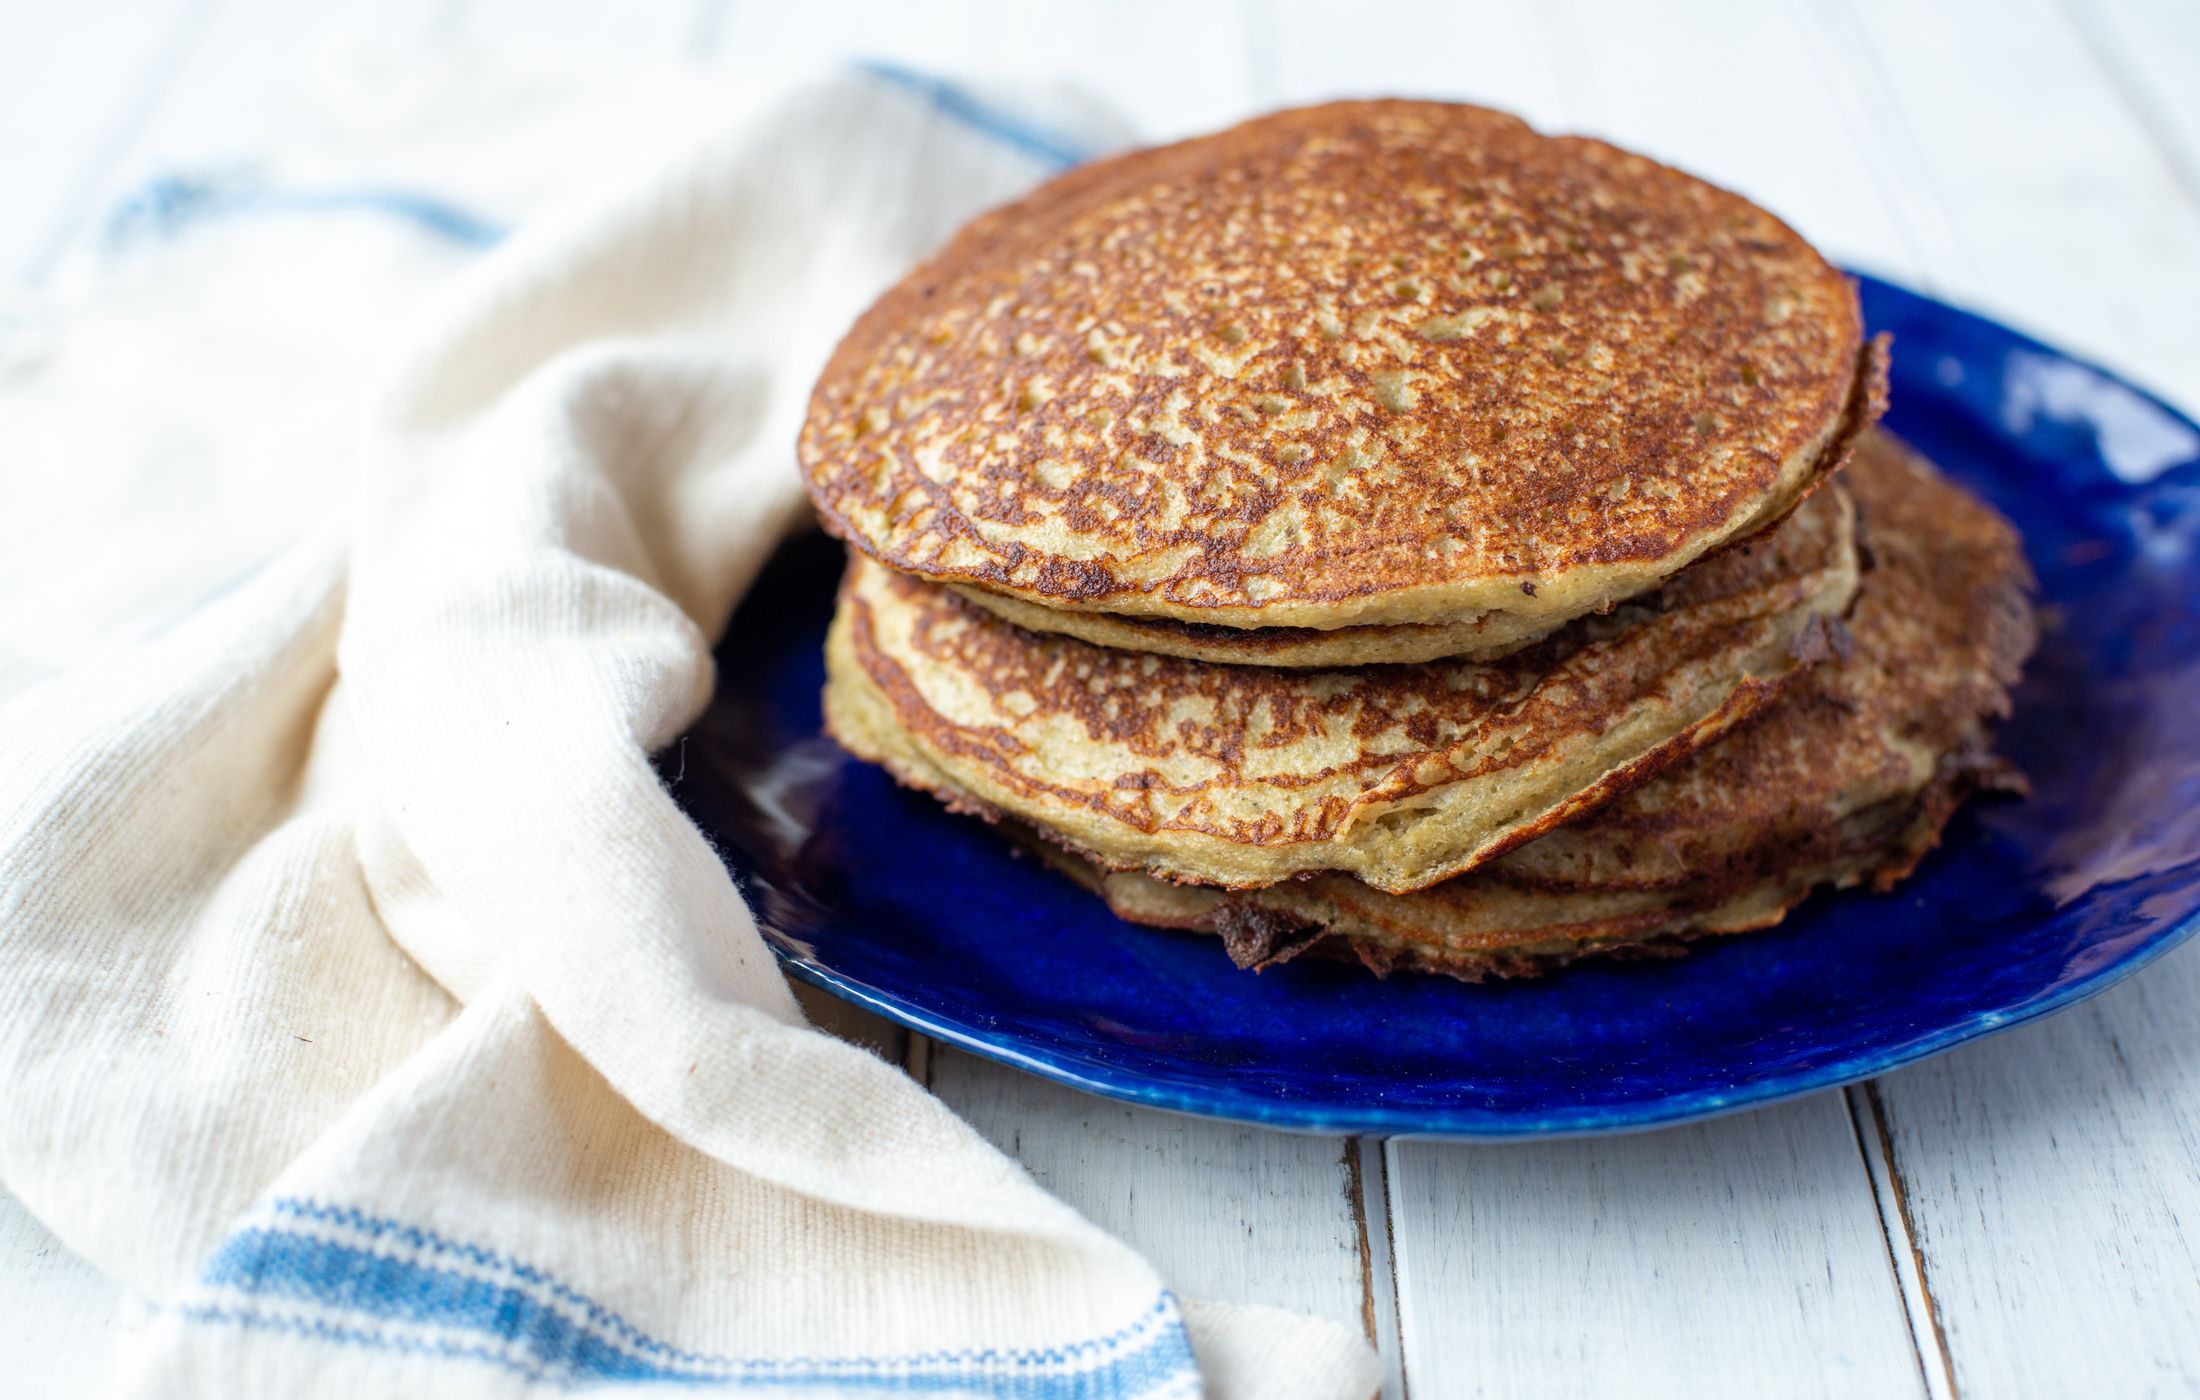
1259 0 1570 129
449 0 706 61
1787 2 2200 1393
1808 0 2200 412
2068 0 2200 205
1528 0 1921 292
1262 0 1923 295
1845 1087 1958 1400
1386 1095 1926 1400
1860 942 2200 1398
1356 1138 1408 1400
713 0 1256 145
1785 0 1976 298
711 0 987 78
927 1049 1371 1332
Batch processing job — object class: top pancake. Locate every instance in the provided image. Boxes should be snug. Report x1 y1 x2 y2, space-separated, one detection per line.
802 98 1871 633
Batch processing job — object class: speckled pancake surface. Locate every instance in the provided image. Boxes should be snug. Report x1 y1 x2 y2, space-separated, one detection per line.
822 487 1860 894
1061 432 2038 979
803 99 1878 634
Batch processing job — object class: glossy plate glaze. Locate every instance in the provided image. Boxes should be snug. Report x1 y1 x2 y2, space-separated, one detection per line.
674 275 2200 1138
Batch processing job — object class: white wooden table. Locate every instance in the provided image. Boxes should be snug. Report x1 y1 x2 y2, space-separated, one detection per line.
5 2 2198 1396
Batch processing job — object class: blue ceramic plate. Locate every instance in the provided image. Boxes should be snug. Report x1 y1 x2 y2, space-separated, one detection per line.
675 275 2200 1138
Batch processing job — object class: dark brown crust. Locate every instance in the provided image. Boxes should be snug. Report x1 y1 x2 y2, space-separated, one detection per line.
1293 732 2027 982
1094 727 2023 984
803 100 1870 629
1213 905 1328 971
947 331 1893 666
1048 430 2040 980
1701 332 1889 556
829 483 1857 891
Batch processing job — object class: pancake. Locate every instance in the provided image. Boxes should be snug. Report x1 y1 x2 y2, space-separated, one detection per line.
822 486 1860 894
803 98 1881 640
1048 431 2037 980
1039 751 2003 980
939 332 1883 667
943 580 1566 667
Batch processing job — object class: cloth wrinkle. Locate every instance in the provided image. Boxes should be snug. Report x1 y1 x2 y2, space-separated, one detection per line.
0 66 1381 1400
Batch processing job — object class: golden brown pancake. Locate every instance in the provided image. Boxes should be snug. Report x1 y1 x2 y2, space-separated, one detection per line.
822 487 1859 894
803 99 1880 640
1049 432 2037 979
939 334 1884 667
941 580 1566 667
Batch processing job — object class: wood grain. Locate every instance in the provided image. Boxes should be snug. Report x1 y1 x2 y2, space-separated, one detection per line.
1385 1094 1927 1400
1258 0 1569 130
1530 1 1921 295
1356 1138 1409 1400
1846 1086 1958 1400
712 0 1261 144
1787 6 2200 1396
2073 0 2200 203
450 0 708 61
928 1048 1371 1332
1868 942 2200 1397
1822 0 2200 409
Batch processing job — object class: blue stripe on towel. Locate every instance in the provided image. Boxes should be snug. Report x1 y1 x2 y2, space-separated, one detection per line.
103 65 1092 256
148 81 1172 1388
853 60 1095 171
186 1199 1199 1395
104 172 510 250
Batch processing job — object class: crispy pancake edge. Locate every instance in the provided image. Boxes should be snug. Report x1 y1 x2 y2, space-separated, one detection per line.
804 99 1875 631
822 490 1861 893
1048 430 2041 980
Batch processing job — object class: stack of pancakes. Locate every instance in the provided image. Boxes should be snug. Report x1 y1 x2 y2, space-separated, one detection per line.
802 101 2034 981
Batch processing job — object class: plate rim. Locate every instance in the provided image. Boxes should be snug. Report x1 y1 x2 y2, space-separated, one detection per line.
762 269 2200 1139
774 910 2199 1139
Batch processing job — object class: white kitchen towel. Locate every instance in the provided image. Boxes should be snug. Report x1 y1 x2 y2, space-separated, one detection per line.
0 61 1380 1399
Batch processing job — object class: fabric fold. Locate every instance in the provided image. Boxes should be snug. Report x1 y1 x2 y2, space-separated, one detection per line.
0 68 1381 1399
